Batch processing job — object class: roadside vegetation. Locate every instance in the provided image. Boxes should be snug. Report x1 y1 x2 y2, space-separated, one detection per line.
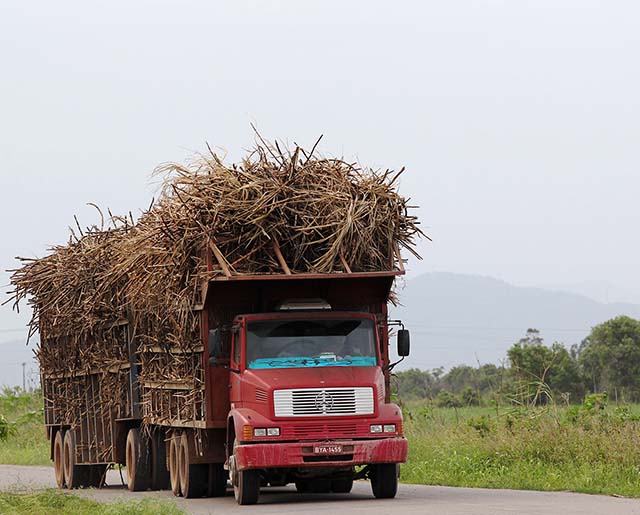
0 388 48 466
401 397 640 497
396 316 640 497
0 490 185 515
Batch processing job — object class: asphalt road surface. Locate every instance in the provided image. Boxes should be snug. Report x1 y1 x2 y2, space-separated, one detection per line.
1 465 640 515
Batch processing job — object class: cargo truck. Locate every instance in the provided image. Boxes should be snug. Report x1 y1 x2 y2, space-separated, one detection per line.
45 264 410 504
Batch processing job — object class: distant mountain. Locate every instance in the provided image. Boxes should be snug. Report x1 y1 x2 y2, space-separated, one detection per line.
391 272 640 372
539 279 640 305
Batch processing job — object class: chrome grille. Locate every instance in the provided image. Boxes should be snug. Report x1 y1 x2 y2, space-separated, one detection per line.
273 387 374 417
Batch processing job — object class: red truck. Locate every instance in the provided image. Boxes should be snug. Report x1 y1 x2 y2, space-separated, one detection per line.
45 268 410 505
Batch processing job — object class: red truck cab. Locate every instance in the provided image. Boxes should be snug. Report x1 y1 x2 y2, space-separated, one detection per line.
208 295 410 504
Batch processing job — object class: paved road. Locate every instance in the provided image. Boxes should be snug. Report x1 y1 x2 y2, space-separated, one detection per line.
2 465 640 515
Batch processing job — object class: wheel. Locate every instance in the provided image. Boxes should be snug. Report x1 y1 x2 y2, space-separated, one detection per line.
208 463 228 497
331 479 353 493
178 432 208 498
169 434 181 496
150 429 170 490
63 430 90 488
234 468 260 504
370 463 399 499
230 442 260 505
53 430 66 489
126 428 151 492
295 480 310 493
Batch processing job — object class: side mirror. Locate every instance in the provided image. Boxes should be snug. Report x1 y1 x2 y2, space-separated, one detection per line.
397 329 410 357
208 329 222 365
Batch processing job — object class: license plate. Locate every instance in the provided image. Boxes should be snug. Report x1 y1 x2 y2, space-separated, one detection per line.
313 444 343 454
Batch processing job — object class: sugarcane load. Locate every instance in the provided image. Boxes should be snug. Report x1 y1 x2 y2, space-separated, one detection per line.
8 135 423 505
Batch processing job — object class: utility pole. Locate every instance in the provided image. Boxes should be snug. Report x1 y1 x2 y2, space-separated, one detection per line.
22 362 26 392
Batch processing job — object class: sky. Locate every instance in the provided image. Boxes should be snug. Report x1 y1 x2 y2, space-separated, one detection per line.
1 0 639 385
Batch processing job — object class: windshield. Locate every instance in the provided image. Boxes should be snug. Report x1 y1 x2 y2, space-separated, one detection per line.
246 318 377 369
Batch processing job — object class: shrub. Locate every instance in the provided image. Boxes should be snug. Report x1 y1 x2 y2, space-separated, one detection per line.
0 414 15 442
461 386 480 406
435 390 461 408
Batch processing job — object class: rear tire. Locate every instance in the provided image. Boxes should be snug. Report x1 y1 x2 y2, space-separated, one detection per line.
169 433 181 496
370 463 399 499
126 428 151 492
53 430 66 489
63 431 90 489
178 432 208 498
331 479 353 493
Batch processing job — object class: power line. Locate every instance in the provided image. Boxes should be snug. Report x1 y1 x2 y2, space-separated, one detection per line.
401 323 590 333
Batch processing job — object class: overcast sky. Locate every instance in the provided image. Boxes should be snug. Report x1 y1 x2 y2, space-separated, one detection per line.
1 1 639 384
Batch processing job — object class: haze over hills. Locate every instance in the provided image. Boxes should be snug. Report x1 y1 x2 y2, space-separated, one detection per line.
2 272 640 386
391 272 640 372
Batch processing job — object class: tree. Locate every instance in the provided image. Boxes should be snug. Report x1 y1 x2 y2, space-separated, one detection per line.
507 329 583 403
395 368 439 399
578 316 640 401
442 365 476 394
507 329 555 383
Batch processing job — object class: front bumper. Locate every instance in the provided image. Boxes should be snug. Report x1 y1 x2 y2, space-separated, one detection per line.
234 437 408 471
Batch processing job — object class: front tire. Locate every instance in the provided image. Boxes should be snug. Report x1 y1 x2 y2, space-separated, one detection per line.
370 463 399 499
231 442 260 505
234 468 260 505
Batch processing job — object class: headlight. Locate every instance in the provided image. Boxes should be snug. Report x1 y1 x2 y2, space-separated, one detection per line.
370 424 383 433
383 424 396 433
253 427 280 437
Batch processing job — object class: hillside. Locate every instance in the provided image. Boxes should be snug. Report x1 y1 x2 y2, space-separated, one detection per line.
392 272 640 371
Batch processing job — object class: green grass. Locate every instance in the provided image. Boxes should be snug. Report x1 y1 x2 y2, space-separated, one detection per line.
402 399 640 497
0 490 185 515
0 388 50 466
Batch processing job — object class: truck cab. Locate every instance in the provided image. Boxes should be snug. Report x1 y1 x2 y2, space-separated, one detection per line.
208 296 410 504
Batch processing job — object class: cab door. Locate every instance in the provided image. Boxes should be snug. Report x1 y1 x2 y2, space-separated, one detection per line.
229 322 244 405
